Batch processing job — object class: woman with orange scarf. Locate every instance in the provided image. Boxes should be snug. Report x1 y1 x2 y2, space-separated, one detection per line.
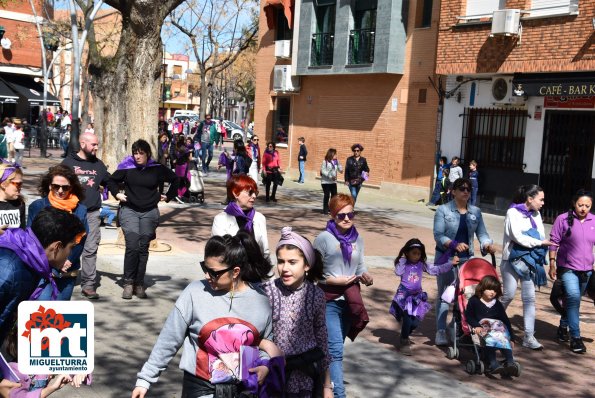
27 164 89 300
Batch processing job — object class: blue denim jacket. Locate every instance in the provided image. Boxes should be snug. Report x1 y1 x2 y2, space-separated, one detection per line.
433 200 492 259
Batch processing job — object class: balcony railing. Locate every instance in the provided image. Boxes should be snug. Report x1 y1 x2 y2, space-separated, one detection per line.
311 33 334 66
348 29 375 65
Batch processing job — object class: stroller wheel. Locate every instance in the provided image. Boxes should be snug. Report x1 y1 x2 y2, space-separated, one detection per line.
189 196 197 203
512 362 522 377
465 360 476 375
454 347 459 359
478 361 485 375
446 347 456 360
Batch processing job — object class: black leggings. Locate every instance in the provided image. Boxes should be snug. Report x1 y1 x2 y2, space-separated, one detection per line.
321 183 337 212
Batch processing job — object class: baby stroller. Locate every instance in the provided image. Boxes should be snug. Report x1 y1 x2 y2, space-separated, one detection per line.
446 253 522 377
188 159 205 203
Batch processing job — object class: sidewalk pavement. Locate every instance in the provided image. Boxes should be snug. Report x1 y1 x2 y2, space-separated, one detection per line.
20 147 593 398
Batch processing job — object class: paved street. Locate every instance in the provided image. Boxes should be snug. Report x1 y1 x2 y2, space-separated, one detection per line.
20 147 594 398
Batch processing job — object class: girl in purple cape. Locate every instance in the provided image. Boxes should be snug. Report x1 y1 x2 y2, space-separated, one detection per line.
389 238 453 355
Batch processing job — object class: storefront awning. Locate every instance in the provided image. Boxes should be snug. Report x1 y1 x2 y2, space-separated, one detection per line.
264 0 294 29
513 72 595 97
0 80 18 104
0 75 61 106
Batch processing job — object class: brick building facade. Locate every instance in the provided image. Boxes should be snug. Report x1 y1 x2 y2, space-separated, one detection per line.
254 0 441 201
436 0 595 220
0 0 60 123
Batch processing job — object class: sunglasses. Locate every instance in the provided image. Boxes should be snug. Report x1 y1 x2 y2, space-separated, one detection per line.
335 211 355 220
9 181 22 189
353 149 361 153
50 183 71 192
457 186 472 192
244 189 258 197
200 261 235 279
252 139 259 142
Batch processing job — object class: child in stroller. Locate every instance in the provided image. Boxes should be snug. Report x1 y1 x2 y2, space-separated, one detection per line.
463 275 521 377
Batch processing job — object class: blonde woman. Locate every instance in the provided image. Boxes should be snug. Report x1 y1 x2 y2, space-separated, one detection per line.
0 162 25 230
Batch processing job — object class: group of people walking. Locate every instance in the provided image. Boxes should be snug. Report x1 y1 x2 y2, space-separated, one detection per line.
0 121 593 398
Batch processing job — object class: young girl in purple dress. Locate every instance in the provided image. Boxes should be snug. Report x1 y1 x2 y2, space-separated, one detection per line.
390 238 454 355
261 227 334 398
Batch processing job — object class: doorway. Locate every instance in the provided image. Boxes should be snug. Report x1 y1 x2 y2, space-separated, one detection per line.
539 110 595 222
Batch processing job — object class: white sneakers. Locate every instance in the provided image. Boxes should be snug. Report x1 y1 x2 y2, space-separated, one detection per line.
522 334 543 350
435 329 449 346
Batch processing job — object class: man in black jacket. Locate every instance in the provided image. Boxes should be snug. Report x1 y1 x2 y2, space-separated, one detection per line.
62 131 110 299
297 137 307 184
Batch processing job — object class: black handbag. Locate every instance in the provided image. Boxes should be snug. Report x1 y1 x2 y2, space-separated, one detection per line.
285 347 325 397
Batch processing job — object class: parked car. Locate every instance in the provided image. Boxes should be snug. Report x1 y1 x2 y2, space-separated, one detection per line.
185 117 252 142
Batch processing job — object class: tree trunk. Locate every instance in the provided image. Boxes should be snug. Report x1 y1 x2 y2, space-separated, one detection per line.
199 73 208 120
89 21 162 170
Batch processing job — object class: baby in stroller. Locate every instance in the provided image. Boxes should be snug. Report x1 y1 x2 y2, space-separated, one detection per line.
464 275 520 376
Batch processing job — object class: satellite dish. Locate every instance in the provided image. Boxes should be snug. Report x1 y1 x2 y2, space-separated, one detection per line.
1 38 11 50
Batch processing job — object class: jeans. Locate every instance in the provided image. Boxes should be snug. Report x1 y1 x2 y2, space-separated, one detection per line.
200 142 213 172
559 269 591 338
484 347 514 368
326 300 351 398
348 184 362 203
99 206 116 225
81 210 101 290
429 179 441 204
401 313 420 339
435 264 459 331
322 183 337 213
500 260 536 336
470 186 478 206
37 269 76 300
265 178 278 200
119 206 160 286
298 160 305 183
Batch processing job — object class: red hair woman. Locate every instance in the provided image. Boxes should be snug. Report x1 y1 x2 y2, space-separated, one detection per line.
211 174 270 259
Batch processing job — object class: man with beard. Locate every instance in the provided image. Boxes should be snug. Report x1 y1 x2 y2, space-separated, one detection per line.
62 131 110 299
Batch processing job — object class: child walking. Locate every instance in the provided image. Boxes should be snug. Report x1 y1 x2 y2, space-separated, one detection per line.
261 226 333 398
469 160 479 206
389 239 453 355
464 275 518 376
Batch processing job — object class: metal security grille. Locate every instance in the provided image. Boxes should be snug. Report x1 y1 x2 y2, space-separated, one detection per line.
539 110 595 223
311 33 334 66
348 29 375 65
460 107 528 169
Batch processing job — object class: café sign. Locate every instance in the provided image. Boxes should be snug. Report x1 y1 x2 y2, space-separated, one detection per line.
513 73 595 97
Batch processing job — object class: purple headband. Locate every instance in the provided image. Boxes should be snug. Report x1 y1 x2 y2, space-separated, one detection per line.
276 226 315 268
0 160 20 183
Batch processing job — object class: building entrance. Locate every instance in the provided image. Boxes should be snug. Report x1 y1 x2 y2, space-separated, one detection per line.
539 110 595 222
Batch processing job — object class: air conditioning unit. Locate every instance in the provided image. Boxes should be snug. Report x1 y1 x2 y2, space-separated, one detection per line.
274 40 291 58
491 9 521 36
491 76 525 105
273 65 300 92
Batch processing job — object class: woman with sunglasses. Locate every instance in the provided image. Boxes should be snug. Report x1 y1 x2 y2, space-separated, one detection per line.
432 177 495 347
246 135 261 184
313 193 373 398
344 144 369 203
132 233 281 398
261 141 282 203
108 139 178 299
0 162 25 230
212 174 270 259
27 164 89 300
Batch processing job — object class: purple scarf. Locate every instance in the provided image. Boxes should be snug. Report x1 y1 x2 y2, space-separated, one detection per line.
0 228 58 300
0 159 20 182
224 202 256 232
116 155 160 170
160 141 169 153
326 219 359 265
510 203 537 229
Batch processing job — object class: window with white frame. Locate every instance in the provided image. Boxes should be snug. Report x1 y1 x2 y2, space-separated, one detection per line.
465 0 505 18
529 0 579 17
